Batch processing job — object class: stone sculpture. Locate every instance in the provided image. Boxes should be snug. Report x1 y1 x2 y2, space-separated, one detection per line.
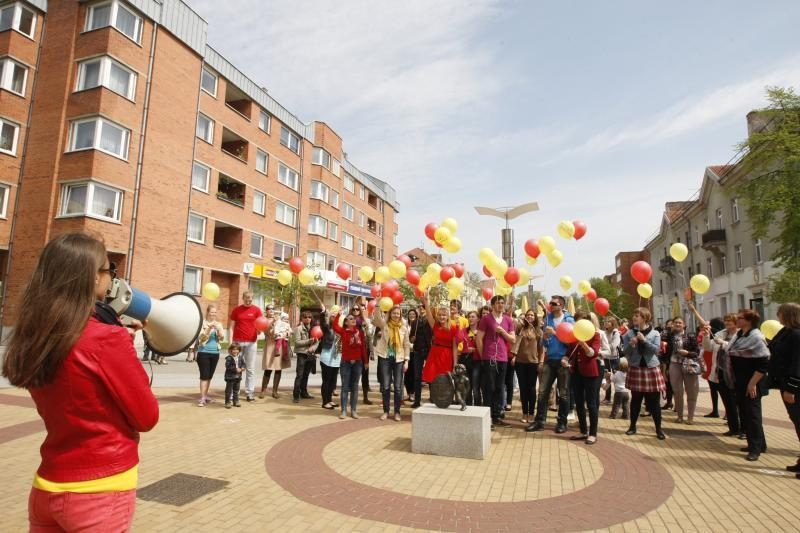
429 364 470 411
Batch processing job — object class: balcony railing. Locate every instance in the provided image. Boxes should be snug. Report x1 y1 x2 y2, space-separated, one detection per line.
701 229 726 248
659 256 676 272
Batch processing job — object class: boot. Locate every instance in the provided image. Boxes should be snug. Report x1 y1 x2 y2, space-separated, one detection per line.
259 373 269 399
363 391 373 405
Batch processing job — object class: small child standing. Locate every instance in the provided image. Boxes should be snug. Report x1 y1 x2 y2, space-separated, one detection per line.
610 357 630 419
224 343 245 408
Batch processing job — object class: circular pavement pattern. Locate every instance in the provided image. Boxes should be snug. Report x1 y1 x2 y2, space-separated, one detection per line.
265 418 675 532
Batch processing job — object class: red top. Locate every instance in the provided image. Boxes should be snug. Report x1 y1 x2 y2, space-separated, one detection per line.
230 305 263 342
457 328 480 361
568 332 602 377
332 314 368 364
29 317 159 482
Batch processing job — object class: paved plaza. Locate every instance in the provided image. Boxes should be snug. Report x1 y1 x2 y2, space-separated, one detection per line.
1 360 799 532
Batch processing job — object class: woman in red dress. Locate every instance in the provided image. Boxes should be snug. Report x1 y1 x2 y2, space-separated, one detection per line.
421 293 459 384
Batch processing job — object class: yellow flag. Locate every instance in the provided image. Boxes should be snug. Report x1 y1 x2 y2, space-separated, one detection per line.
567 296 576 315
521 294 529 313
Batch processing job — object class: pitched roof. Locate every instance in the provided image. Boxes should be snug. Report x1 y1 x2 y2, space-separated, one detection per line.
664 201 696 223
401 247 442 266
707 165 734 179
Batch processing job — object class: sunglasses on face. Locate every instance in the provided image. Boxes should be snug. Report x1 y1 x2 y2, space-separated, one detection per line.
549 302 560 307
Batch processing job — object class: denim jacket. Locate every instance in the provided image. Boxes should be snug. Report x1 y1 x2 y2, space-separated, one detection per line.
622 327 661 368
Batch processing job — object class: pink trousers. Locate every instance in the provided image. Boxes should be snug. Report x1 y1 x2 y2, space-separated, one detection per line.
28 487 136 532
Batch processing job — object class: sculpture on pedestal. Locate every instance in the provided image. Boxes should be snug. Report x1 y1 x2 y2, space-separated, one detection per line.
429 364 470 411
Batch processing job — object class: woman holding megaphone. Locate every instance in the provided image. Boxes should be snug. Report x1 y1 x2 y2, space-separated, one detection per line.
1 233 159 531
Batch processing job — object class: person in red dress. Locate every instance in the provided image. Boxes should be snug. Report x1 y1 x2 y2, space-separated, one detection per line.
421 293 458 385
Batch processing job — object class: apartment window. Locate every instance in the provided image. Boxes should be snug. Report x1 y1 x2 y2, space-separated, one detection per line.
341 232 354 251
312 147 330 168
343 174 355 193
196 113 214 144
0 118 20 155
327 256 336 271
0 184 9 218
280 126 300 154
329 222 338 241
704 217 709 231
216 174 245 206
69 117 129 159
342 202 354 221
331 159 341 177
755 239 763 264
0 2 35 38
310 180 329 202
86 1 142 43
720 296 728 316
275 202 296 227
330 190 339 208
715 208 723 229
735 245 743 270
378 224 383 237
278 163 298 190
359 212 365 228
366 243 376 260
307 251 326 269
359 186 365 201
694 226 700 247
738 294 745 310
256 149 268 174
200 67 217 97
191 161 210 192
393 233 398 246
720 254 727 275
308 215 328 236
187 213 206 243
731 198 740 223
0 57 27 96
659 279 664 295
706 257 713 278
273 241 294 263
358 239 364 256
76 56 136 100
258 110 271 133
250 233 264 258
183 267 202 295
252 190 266 216
378 248 383 262
685 231 691 248
60 181 122 222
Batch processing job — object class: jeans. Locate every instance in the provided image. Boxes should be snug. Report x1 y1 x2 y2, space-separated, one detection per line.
320 362 339 405
573 372 602 436
502 361 516 408
534 360 570 426
515 362 538 416
238 341 258 396
669 362 699 420
470 359 483 406
611 390 630 418
481 360 507 421
29 487 137 533
340 360 363 415
225 378 241 404
603 358 619 401
379 357 405 414
412 351 426 405
293 353 314 400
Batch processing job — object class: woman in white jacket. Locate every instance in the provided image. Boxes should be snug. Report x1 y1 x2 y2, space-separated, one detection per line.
601 317 621 404
372 305 411 421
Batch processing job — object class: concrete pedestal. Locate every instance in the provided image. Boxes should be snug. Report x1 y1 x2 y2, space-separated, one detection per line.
411 404 491 460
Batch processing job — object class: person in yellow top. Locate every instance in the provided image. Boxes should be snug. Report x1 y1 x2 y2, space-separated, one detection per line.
449 299 469 330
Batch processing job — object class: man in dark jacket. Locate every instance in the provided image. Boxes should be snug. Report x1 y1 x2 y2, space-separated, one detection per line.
410 304 433 408
292 312 318 403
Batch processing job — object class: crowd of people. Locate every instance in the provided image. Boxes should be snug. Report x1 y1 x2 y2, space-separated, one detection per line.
192 290 800 471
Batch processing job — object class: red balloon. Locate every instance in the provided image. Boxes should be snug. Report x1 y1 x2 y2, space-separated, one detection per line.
406 270 421 285
335 263 351 281
414 287 425 299
451 263 465 278
288 257 305 274
386 279 400 292
556 321 576 344
434 240 443 248
366 300 377 313
482 265 492 278
255 316 269 332
424 223 439 241
310 325 323 340
630 260 653 284
573 220 587 240
398 254 413 268
586 289 597 302
370 284 381 298
440 267 455 283
504 267 520 286
392 292 404 305
524 239 541 259
380 283 394 298
594 298 610 316
482 287 493 301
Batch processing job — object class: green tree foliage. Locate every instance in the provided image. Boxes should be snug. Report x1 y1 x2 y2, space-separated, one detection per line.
250 277 321 310
589 277 635 320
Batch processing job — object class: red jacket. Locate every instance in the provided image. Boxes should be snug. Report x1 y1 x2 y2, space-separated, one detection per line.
568 332 602 377
29 317 159 482
332 314 368 364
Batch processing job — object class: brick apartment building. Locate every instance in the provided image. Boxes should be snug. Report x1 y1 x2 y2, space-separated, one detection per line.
610 250 652 311
0 0 399 330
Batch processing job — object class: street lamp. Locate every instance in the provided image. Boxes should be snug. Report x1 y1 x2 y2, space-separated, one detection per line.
474 202 540 267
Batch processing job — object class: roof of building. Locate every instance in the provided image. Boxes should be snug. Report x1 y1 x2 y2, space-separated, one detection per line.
665 201 696 223
707 165 734 178
402 247 442 266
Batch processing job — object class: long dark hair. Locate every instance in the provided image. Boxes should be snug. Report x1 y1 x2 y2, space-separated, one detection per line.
2 233 107 388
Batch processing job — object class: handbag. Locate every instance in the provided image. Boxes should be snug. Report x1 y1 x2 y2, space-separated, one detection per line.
682 356 704 376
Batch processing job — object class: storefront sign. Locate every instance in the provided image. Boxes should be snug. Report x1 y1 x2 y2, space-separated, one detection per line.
347 282 371 297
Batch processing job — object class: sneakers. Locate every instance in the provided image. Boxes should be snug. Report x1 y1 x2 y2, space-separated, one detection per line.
567 412 576 422
525 422 545 432
234 402 241 407
197 399 206 407
394 413 402 422
339 412 347 420
225 402 232 409
379 413 388 421
246 396 254 402
555 424 567 434
351 412 360 419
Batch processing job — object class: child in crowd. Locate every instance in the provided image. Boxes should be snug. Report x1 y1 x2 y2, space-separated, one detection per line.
609 357 630 419
274 312 292 362
224 343 245 408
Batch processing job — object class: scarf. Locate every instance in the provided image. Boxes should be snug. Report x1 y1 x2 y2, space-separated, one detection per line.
387 319 403 351
728 328 770 359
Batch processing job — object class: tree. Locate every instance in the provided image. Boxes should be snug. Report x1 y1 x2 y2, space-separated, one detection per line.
589 277 635 320
736 86 800 302
250 276 321 312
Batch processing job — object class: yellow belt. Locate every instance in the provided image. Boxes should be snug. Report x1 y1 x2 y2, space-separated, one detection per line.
33 465 138 493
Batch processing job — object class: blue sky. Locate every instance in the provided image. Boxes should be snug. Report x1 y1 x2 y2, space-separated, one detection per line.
191 0 800 296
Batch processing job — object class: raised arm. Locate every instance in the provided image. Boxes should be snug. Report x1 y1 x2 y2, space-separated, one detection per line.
687 301 707 328
423 293 436 328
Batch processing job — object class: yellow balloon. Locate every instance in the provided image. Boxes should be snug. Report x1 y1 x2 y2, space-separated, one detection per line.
670 243 689 262
443 236 462 253
546 249 563 267
760 319 783 340
689 274 710 295
539 236 556 255
497 278 512 290
426 263 442 277
578 280 592 295
358 266 374 283
389 260 407 279
329 305 341 315
201 282 220 300
433 226 451 245
379 296 394 312
418 275 431 292
479 248 495 265
559 276 573 291
557 220 575 240
374 266 391 283
574 319 596 342
516 268 530 287
637 283 653 298
277 269 293 286
526 256 538 265
298 268 316 286
446 277 464 292
447 288 462 301
441 217 458 233
489 257 508 278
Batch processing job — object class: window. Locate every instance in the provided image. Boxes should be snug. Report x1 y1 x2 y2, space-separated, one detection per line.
720 296 728 316
191 161 209 192
256 149 268 174
378 248 383 262
0 184 9 218
200 67 217 97
327 256 336 271
359 186 365 201
358 239 364 255
706 257 713 278
312 147 330 168
60 181 123 222
308 215 328 236
343 174 355 193
307 251 326 269
273 241 294 263
735 245 743 270
341 232 354 251
378 224 383 237
250 233 264 258
216 174 245 206
252 190 266 215
330 190 339 208
86 1 142 43
366 243 376 260
720 254 727 275
76 56 136 99
359 212 365 227
0 118 20 155
755 239 763 264
704 217 709 231
329 222 338 241
278 163 298 190
280 126 300 154
715 208 723 229
342 202 354 221
694 226 700 247
69 117 129 159
187 213 206 243
331 158 341 177
183 267 201 295
393 233 398 246
0 57 27 96
258 110 270 133
310 180 329 202
738 294 745 310
0 2 35 38
275 202 296 227
196 113 213 143
731 198 740 223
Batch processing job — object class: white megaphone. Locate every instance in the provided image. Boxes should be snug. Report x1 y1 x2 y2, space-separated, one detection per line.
106 279 203 356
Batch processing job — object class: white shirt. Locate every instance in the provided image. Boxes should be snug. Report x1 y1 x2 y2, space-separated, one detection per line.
612 371 628 393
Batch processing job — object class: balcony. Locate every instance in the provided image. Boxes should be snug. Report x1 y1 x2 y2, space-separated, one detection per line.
367 218 377 234
221 127 248 163
213 220 243 253
659 256 676 273
217 174 245 207
701 229 726 250
224 84 253 120
367 192 379 209
366 243 377 260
